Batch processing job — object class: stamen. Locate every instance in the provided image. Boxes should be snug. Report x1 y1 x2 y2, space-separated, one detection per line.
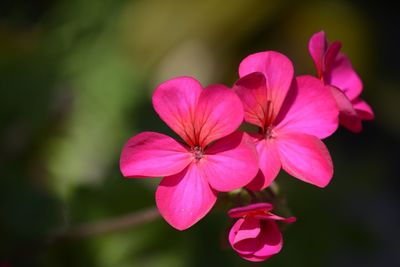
264 127 275 139
191 146 204 161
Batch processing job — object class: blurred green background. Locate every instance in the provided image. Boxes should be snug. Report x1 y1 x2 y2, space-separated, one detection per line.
1 0 399 266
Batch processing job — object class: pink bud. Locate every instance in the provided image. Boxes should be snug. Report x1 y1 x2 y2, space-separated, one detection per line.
228 203 295 262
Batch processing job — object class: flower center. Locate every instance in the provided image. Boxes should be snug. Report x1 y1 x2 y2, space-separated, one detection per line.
264 127 275 139
191 146 204 161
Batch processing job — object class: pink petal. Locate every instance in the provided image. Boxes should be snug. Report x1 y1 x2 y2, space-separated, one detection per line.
276 133 333 188
327 86 362 132
233 217 261 244
324 41 342 71
255 213 297 223
275 76 339 139
231 233 260 256
246 136 281 191
152 77 202 146
202 132 259 192
120 132 192 177
230 219 268 261
326 52 363 101
308 31 363 101
194 84 244 147
232 220 282 257
253 220 283 257
340 114 362 133
155 164 217 230
308 31 327 77
233 72 268 128
238 51 294 120
228 203 274 218
352 98 375 120
229 218 245 245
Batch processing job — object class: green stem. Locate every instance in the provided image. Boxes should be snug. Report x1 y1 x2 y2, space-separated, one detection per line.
50 206 160 241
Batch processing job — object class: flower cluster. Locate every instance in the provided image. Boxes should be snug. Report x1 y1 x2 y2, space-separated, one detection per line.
120 31 373 262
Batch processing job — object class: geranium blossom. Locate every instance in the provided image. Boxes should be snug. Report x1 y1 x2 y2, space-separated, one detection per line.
228 203 296 262
308 31 374 132
233 51 339 190
120 77 259 230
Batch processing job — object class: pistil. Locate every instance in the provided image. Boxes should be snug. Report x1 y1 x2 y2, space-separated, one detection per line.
191 146 204 161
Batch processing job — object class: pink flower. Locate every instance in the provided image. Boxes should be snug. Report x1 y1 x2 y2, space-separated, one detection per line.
120 77 259 230
228 203 296 262
309 31 374 132
233 51 339 190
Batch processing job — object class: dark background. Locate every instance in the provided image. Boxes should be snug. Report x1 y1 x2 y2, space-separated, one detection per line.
1 0 399 266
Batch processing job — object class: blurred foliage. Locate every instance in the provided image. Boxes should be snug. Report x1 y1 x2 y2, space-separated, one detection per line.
1 0 399 266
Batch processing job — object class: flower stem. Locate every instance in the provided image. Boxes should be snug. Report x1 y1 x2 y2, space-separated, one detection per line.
51 206 160 240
